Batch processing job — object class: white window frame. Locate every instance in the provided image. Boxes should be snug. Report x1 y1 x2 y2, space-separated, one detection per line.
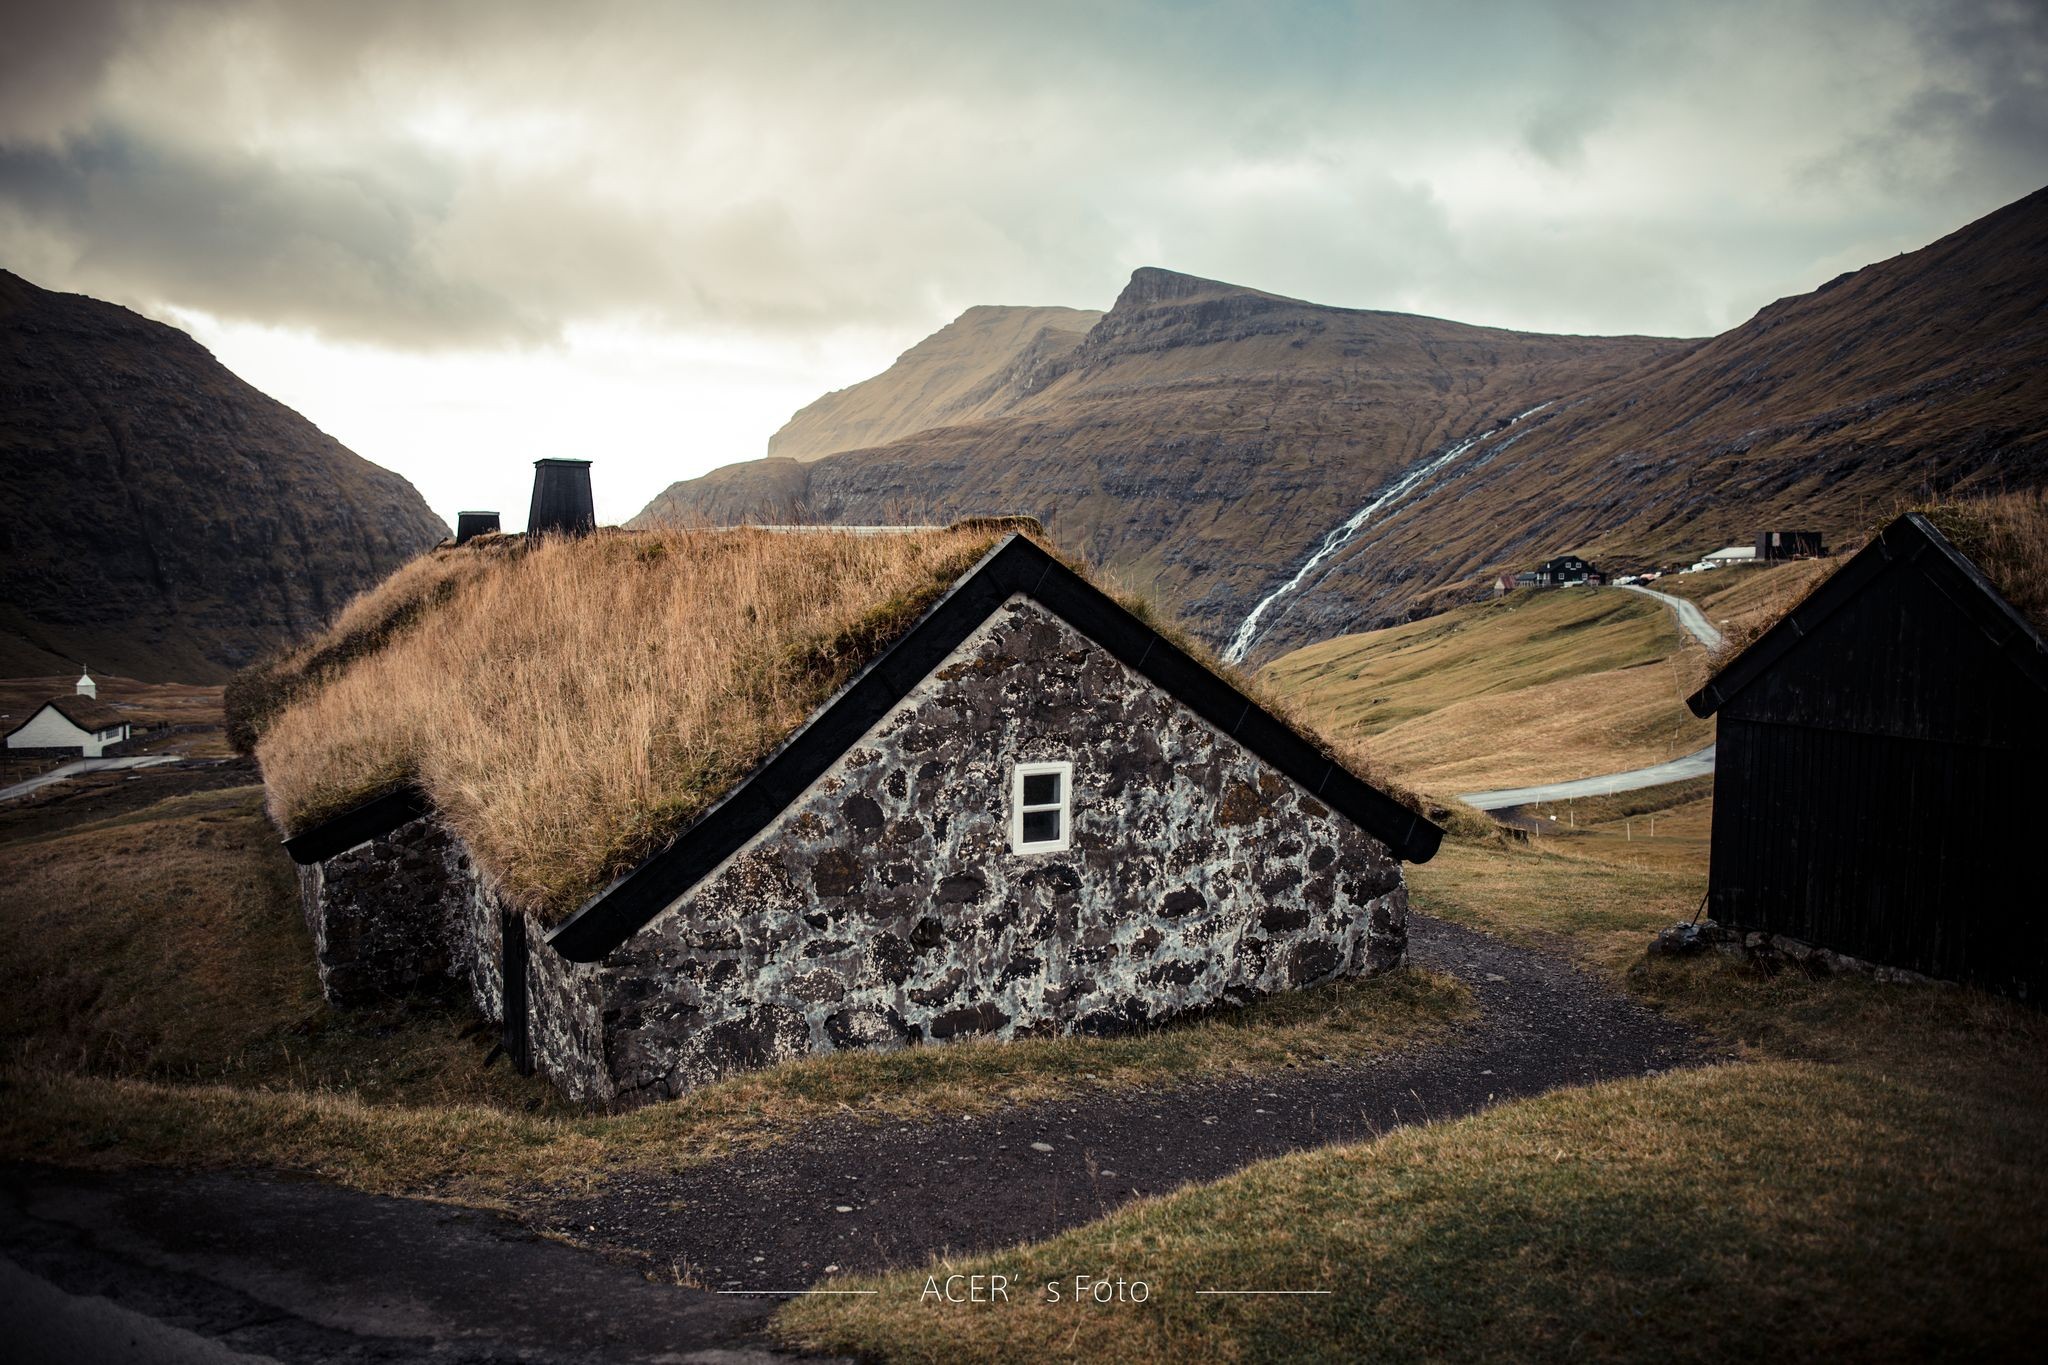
1010 760 1073 854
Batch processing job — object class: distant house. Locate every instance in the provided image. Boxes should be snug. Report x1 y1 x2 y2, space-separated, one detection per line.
1755 530 1825 561
4 695 132 757
1696 545 1759 569
269 485 1442 1105
1687 512 2048 998
1532 554 1604 586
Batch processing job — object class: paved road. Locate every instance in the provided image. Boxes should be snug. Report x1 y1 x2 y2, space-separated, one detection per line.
0 1166 792 1363
1618 581 1724 650
0 756 181 803
1459 744 1718 811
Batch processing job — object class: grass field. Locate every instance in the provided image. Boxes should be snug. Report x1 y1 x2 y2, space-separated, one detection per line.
1262 587 1712 793
0 782 1469 1200
778 791 2048 1362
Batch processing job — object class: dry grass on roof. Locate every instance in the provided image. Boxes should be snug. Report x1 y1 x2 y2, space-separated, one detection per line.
257 527 1001 921
1920 488 2048 638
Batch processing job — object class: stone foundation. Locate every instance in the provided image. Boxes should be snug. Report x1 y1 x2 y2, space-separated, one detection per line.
1648 919 1953 987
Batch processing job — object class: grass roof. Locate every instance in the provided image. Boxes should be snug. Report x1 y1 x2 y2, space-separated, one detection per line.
250 527 1003 920
247 523 1415 925
1918 489 2048 639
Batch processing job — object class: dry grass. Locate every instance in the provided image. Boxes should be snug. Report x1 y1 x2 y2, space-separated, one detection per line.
1919 487 2048 635
256 527 1001 920
1686 490 2048 668
1261 587 1707 796
0 785 553 1109
777 1052 2048 1364
0 964 1471 1201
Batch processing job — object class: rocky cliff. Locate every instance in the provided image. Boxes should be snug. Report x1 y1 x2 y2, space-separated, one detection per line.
0 270 449 681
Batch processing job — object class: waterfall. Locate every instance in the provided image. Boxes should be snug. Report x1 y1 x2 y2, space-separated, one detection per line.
1221 402 1551 665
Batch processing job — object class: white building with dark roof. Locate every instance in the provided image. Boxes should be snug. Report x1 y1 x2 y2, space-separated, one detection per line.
4 695 132 757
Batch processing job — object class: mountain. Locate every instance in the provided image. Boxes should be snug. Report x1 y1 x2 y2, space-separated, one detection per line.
1257 184 2048 656
636 270 1686 634
0 270 449 681
769 304 1102 461
639 187 2048 661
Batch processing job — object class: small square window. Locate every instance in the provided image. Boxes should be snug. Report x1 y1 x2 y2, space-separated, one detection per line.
1011 760 1073 854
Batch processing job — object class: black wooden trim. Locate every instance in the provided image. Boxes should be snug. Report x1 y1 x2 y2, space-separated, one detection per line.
1688 512 2048 719
544 534 1441 963
280 784 431 865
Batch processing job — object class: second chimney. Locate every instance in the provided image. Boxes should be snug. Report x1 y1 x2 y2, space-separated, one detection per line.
456 511 501 545
527 459 595 538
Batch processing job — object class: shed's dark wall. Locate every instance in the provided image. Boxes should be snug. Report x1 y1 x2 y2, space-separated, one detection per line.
1707 552 2047 996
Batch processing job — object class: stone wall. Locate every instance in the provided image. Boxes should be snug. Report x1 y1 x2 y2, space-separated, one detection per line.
296 595 1410 1107
294 815 473 1007
591 595 1406 1104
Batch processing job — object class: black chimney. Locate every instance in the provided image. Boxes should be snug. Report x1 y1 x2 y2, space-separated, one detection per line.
527 459 595 538
455 511 501 545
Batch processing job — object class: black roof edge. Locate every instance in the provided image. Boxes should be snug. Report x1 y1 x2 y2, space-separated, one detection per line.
281 783 431 864
1687 512 2048 718
544 533 1441 963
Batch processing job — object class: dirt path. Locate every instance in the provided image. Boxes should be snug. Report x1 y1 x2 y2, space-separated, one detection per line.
540 916 1717 1290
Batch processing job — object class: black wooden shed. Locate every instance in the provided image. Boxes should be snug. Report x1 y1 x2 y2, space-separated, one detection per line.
1687 512 2048 999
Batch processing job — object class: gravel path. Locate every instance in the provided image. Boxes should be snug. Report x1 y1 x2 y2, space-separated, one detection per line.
1460 743 1717 810
1618 581 1725 650
541 915 1717 1290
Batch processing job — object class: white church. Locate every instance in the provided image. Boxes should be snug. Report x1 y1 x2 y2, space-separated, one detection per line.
3 670 133 758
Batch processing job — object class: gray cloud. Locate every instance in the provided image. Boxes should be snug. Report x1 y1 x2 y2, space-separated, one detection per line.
0 0 2043 349
0 130 546 346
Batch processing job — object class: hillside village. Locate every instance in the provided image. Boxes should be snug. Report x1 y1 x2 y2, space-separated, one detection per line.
2 64 2046 1365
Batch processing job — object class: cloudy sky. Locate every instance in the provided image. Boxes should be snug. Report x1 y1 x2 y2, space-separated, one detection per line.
4 0 2044 527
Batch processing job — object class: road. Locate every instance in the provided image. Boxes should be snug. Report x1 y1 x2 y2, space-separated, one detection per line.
0 755 181 803
1617 580 1724 650
1457 581 1724 812
0 1166 787 1363
1458 743 1718 811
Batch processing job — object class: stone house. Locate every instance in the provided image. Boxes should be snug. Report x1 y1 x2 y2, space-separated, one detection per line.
277 532 1442 1106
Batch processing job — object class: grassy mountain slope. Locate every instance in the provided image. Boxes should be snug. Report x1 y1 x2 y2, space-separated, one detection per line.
767 304 1102 461
1270 186 2048 655
638 268 1685 634
0 270 448 681
1262 585 1715 795
640 188 2048 662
